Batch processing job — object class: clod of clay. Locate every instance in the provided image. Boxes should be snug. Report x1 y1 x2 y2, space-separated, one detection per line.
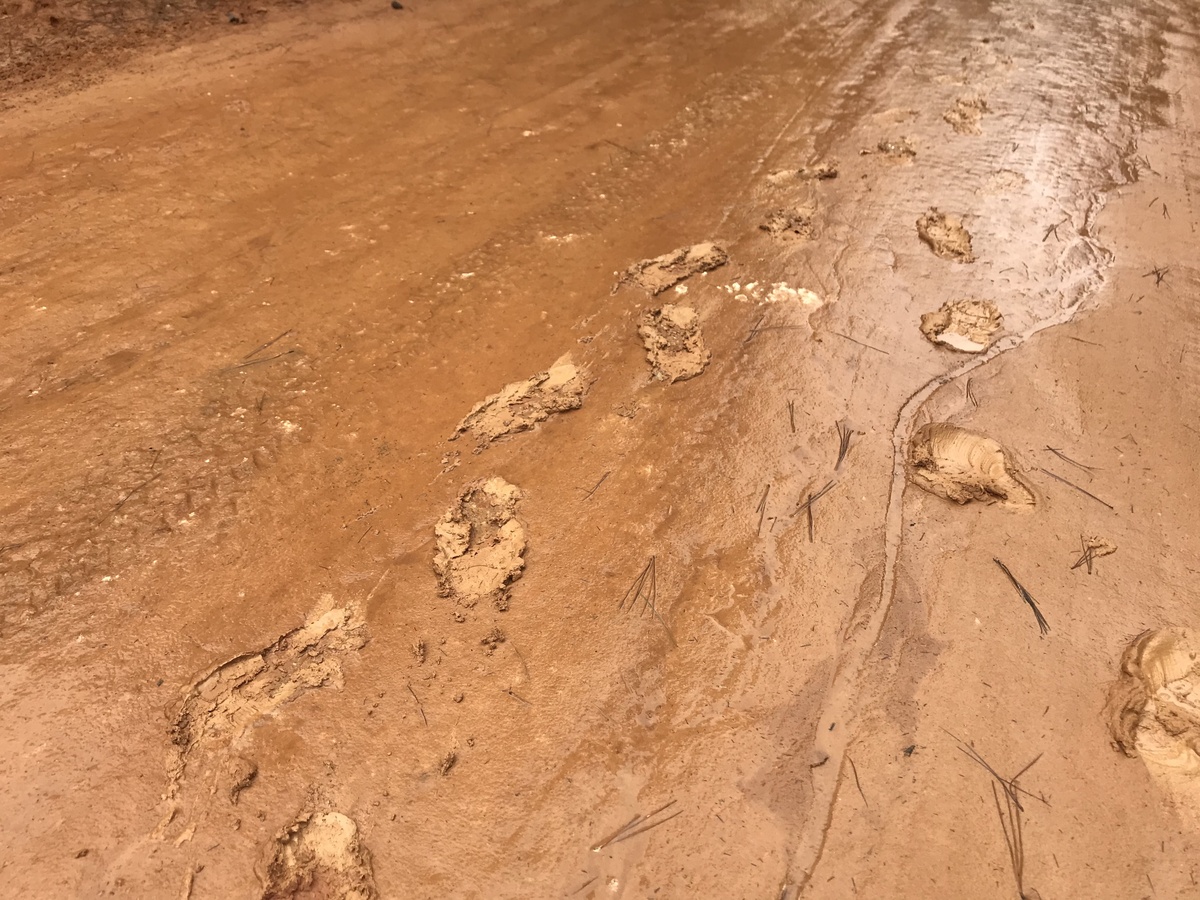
874 138 916 158
451 359 585 444
434 477 526 610
1104 629 1200 785
919 299 1002 352
228 756 258 804
943 97 988 134
797 160 838 180
619 242 728 295
760 208 815 240
907 423 1035 506
638 305 710 383
261 811 378 900
916 208 975 263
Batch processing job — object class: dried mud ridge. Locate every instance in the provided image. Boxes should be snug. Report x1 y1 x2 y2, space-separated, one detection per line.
943 96 989 135
919 299 1003 353
260 811 378 900
433 476 527 612
638 305 711 383
907 423 1035 506
617 241 728 294
168 600 368 796
1105 629 1200 808
450 359 586 446
916 207 975 262
760 207 817 241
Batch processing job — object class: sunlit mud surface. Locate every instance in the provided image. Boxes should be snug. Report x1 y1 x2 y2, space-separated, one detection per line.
2 0 1199 897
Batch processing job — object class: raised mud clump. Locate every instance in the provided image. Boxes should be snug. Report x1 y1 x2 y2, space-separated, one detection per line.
1104 629 1200 807
874 138 915 159
919 299 1002 352
169 599 368 790
638 305 710 383
760 208 815 241
916 208 975 263
434 477 526 611
943 96 988 134
620 242 728 295
261 811 378 900
452 359 585 445
907 423 1034 506
797 160 838 180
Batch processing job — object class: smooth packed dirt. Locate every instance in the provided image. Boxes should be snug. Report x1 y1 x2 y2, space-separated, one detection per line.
2 0 1199 897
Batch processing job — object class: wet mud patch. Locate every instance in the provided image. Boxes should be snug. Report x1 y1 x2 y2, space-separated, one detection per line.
260 811 377 900
433 477 526 611
943 97 988 134
618 242 728 294
907 423 1034 506
919 299 1002 352
169 598 368 790
638 305 710 383
451 359 585 445
760 207 816 241
916 208 975 262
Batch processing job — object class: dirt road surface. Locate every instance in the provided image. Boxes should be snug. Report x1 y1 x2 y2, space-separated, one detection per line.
3 0 1200 897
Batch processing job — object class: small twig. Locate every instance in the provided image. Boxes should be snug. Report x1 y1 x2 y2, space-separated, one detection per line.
504 688 532 705
826 331 890 355
949 732 1045 898
1041 217 1070 243
797 479 837 543
592 800 680 851
510 640 531 679
103 470 165 523
744 313 767 344
756 484 772 535
1036 467 1114 510
1072 539 1096 575
965 378 978 408
847 755 868 807
242 328 293 361
993 558 1049 635
1142 265 1169 287
787 399 796 434
407 682 427 727
572 876 599 895
591 814 643 852
220 349 298 373
583 471 611 501
619 556 656 615
835 420 857 470
618 556 675 646
609 809 682 845
1044 446 1096 474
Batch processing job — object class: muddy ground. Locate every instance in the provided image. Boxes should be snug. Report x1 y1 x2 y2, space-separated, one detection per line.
2 0 1199 897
